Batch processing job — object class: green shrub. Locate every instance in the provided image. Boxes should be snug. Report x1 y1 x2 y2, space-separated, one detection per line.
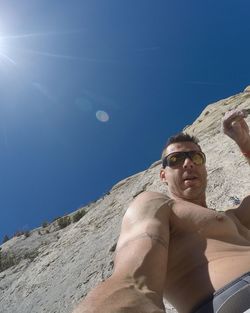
72 209 86 223
24 231 30 238
52 216 61 222
2 235 10 244
14 230 30 238
42 221 49 228
0 249 16 272
14 231 25 237
0 248 39 273
57 216 71 229
23 250 39 261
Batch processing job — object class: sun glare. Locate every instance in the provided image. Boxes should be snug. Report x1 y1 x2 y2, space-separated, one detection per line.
0 37 5 53
0 36 16 65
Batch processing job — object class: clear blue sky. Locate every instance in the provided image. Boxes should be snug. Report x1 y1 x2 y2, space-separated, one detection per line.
0 0 249 241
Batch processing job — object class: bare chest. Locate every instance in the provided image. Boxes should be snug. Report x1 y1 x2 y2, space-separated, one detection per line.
170 201 250 241
167 207 250 282
165 204 250 312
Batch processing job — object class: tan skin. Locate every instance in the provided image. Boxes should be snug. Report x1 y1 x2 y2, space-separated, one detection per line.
72 110 250 313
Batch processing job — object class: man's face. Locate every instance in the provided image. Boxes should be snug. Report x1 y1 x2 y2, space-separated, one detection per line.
160 141 207 202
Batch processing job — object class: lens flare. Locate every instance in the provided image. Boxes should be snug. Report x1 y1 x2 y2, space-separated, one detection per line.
96 110 109 122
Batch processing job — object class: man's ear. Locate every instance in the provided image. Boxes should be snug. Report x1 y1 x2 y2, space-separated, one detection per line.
160 168 168 184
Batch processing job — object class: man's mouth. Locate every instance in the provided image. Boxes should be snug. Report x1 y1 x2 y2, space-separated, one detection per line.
183 175 198 185
183 176 198 181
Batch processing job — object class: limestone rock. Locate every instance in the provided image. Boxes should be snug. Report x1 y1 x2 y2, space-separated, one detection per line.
0 87 250 313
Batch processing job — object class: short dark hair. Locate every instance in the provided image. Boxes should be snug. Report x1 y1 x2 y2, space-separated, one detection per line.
161 132 201 162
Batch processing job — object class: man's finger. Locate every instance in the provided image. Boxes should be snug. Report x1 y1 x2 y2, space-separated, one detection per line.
223 110 246 127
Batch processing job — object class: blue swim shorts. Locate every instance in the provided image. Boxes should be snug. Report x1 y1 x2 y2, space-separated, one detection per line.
193 272 250 313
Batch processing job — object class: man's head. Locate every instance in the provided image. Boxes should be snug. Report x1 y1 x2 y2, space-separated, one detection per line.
160 133 207 206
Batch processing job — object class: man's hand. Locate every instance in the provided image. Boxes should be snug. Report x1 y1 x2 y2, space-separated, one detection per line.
222 109 250 151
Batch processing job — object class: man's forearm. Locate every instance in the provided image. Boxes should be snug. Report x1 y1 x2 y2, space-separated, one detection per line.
239 141 250 165
72 276 166 313
72 192 171 313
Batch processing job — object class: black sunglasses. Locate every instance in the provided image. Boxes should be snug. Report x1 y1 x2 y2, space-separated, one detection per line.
162 151 206 168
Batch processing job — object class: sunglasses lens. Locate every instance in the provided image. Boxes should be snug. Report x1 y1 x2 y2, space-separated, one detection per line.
164 151 205 168
191 152 204 165
167 153 185 167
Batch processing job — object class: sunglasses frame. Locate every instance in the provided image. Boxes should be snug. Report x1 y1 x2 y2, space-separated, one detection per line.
162 150 206 168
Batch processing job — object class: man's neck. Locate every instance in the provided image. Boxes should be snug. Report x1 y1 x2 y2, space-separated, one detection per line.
189 198 207 207
170 194 207 207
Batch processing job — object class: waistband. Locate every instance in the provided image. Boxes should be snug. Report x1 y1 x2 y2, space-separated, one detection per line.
192 272 250 313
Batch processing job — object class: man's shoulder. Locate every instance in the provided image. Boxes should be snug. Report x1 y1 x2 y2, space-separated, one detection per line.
124 191 174 221
225 195 250 228
132 191 173 206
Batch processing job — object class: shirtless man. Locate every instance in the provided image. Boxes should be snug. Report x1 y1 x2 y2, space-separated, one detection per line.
72 109 250 313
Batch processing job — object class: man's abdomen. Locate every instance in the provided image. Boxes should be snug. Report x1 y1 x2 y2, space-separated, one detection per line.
164 235 250 313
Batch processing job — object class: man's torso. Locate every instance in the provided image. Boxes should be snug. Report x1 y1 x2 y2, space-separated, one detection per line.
165 200 250 313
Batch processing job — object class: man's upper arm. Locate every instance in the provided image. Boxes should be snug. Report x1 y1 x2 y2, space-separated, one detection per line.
228 195 250 229
117 191 173 248
113 191 173 294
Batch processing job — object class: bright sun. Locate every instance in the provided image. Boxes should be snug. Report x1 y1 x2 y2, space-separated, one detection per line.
0 36 16 65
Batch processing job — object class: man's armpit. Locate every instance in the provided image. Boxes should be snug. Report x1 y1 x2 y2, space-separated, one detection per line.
116 232 169 253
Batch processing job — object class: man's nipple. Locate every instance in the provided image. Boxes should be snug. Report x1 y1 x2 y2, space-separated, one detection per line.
215 213 224 222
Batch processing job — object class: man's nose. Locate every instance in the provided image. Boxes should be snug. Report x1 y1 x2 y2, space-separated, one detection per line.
183 157 194 169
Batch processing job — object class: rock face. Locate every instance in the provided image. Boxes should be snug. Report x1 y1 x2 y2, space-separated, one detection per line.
1 87 250 313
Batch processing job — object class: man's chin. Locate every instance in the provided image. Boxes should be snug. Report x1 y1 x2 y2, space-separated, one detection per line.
181 188 201 200
170 186 205 202
180 188 206 203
